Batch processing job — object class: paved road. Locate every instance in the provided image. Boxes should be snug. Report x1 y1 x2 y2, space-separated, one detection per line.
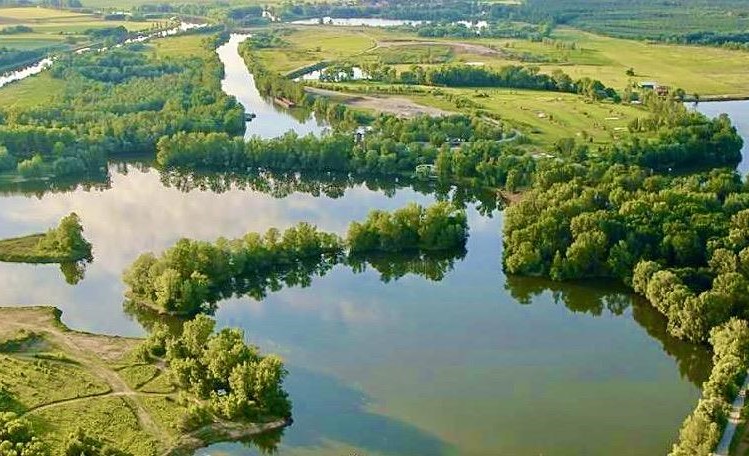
714 369 749 455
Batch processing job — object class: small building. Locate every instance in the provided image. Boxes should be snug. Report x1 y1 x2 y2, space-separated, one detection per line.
640 81 658 90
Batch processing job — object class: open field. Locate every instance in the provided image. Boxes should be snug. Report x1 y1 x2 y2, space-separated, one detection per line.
0 306 287 454
475 28 749 97
255 26 408 74
0 7 160 69
273 25 749 97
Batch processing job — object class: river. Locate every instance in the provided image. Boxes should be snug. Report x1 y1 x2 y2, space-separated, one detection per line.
694 101 749 175
3 34 747 456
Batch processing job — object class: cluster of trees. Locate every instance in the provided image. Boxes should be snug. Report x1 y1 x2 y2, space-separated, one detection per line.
500 97 745 452
412 21 553 41
273 0 481 22
83 26 128 42
670 319 749 455
124 222 342 315
347 202 468 253
0 36 244 180
0 411 46 455
0 46 54 73
140 315 291 421
341 62 619 101
154 111 521 186
124 204 468 315
37 213 92 262
52 49 182 83
0 25 33 35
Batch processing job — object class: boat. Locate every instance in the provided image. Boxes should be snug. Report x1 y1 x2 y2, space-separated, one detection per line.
244 112 257 121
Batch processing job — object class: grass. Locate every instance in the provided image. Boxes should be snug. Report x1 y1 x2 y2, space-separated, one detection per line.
0 73 63 108
118 364 160 389
466 27 749 96
30 396 163 455
0 7 160 60
150 33 211 58
0 354 111 410
255 26 385 74
0 306 285 454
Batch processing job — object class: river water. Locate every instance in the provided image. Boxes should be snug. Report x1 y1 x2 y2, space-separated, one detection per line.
694 101 749 175
3 34 747 456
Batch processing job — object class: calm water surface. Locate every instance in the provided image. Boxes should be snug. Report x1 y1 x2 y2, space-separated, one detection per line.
695 100 749 175
2 38 745 456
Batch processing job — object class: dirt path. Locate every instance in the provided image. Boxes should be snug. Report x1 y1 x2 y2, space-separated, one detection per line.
4 310 169 445
24 390 173 415
713 370 749 455
305 86 453 118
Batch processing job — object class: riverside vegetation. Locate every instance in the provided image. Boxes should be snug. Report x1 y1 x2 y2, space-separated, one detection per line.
0 306 291 455
2 1 749 454
123 203 469 315
0 212 91 263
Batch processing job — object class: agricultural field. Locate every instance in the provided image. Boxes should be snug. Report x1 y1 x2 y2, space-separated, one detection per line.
0 7 161 71
473 28 749 97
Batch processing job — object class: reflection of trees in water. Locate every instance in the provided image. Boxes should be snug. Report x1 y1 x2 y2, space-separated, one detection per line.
125 249 466 328
347 248 467 282
504 275 712 387
0 171 111 198
158 169 504 216
59 257 92 285
0 162 504 217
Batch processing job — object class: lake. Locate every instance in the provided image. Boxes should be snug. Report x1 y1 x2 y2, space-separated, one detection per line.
3 34 748 456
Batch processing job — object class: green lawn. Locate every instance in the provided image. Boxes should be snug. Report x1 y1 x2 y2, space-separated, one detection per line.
467 27 749 96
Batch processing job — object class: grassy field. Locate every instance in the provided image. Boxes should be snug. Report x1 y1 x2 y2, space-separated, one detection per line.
274 25 749 97
0 306 285 454
0 31 206 109
474 28 749 97
255 26 406 74
0 7 161 58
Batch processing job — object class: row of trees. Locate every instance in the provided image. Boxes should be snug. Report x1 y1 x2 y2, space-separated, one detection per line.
324 61 619 101
123 203 468 315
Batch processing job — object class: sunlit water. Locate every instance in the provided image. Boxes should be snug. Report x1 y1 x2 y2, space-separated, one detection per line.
217 34 327 139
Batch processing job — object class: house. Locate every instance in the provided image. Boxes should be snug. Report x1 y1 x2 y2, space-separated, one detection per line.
640 81 658 90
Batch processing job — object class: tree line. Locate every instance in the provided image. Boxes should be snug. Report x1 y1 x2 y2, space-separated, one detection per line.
0 34 244 181
123 203 468 316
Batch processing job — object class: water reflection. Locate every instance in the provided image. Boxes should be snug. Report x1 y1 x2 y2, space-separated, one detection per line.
0 162 709 455
505 275 712 387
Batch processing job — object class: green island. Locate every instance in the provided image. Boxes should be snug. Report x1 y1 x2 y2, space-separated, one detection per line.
1 0 749 454
0 306 290 455
124 202 468 315
0 213 92 263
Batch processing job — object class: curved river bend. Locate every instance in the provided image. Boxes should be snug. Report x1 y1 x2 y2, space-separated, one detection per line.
3 33 747 456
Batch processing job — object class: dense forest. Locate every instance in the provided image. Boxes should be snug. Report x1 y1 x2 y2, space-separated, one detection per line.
123 203 468 316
